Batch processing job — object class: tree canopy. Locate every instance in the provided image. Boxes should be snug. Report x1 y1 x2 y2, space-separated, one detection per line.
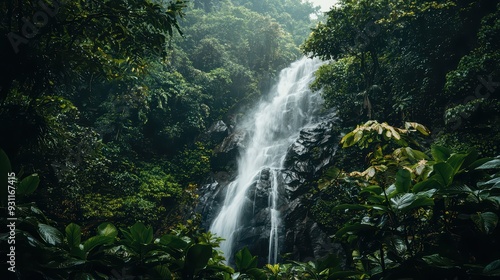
1 0 500 279
0 0 319 231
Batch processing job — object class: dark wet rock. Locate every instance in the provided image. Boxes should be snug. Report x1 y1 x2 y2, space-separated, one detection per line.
211 130 246 171
217 130 246 154
252 208 271 227
282 170 303 191
283 116 338 180
206 120 229 143
213 171 232 184
260 168 270 180
196 180 228 230
198 120 230 146
283 217 342 263
197 112 342 265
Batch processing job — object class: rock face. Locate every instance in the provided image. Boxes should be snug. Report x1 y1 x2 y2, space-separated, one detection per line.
280 113 341 262
211 129 246 173
206 120 229 143
196 112 341 265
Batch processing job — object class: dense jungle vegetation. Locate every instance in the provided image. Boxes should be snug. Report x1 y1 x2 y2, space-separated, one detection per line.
1 0 500 279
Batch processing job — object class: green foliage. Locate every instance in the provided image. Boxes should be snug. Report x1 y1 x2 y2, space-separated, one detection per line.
304 0 499 149
1 148 41 209
1 189 232 279
235 247 258 271
231 0 320 45
139 166 183 200
69 157 193 230
4 186 361 280
317 122 500 279
17 174 40 196
444 4 500 102
6 0 500 279
306 6 500 273
309 57 365 125
340 120 430 149
1 0 318 231
0 156 369 279
184 244 213 277
5 143 499 279
173 141 212 183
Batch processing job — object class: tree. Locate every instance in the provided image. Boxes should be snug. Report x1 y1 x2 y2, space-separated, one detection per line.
303 0 499 154
315 121 500 279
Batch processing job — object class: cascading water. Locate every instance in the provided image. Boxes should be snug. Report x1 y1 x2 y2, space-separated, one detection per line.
209 57 325 264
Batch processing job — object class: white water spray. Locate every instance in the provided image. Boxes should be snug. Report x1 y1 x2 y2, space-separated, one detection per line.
210 57 325 264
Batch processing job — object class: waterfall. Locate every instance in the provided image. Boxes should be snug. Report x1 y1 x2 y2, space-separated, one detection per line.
209 57 325 264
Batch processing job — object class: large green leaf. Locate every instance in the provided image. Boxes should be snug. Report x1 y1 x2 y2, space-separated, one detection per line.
471 212 498 235
150 264 173 280
66 223 82 248
120 228 134 243
421 254 455 268
235 247 258 271
129 222 154 244
413 178 440 192
0 149 11 171
395 169 411 193
405 122 431 136
486 196 500 208
316 254 342 273
159 234 189 250
38 223 64 246
390 192 434 213
70 246 87 260
366 195 386 205
461 148 479 169
386 236 407 256
17 174 40 195
431 162 455 187
439 184 473 195
478 175 500 188
469 157 494 170
483 259 500 276
405 147 429 160
83 235 114 253
184 244 212 275
335 224 378 238
431 145 452 162
97 222 118 239
17 230 45 248
476 157 500 170
341 131 356 148
446 153 468 174
44 259 86 269
360 185 383 195
245 268 267 280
